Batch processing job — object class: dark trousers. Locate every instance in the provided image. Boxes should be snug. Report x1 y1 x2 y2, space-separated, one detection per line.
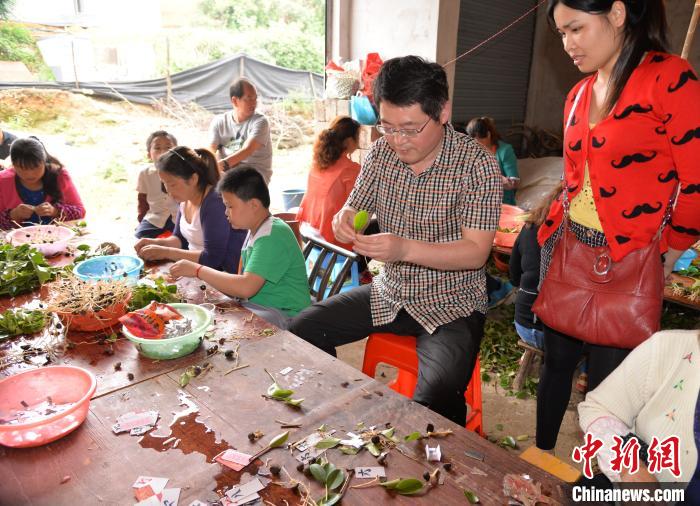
135 216 174 239
536 324 630 450
288 284 485 425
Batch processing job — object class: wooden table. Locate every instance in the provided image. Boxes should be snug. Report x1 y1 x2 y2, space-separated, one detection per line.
0 236 572 505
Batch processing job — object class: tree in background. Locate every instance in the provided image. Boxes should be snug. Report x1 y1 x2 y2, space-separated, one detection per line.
0 0 14 20
198 0 324 73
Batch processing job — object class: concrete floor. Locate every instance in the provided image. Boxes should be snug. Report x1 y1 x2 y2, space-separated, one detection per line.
336 338 583 467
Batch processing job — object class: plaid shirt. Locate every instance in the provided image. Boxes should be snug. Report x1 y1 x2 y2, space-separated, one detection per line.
347 124 502 333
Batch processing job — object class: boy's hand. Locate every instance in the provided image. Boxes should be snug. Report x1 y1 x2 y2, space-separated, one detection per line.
332 207 357 244
169 259 198 279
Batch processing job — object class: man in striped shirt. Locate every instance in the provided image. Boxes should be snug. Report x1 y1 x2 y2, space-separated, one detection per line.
289 56 502 425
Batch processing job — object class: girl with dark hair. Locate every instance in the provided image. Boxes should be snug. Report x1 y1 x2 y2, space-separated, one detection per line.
535 0 700 452
0 137 85 229
296 116 361 250
134 146 245 273
466 117 519 206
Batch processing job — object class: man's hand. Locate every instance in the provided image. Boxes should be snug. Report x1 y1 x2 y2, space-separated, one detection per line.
332 207 357 244
34 202 57 217
621 465 658 484
9 204 35 222
137 244 171 261
353 233 408 263
170 259 198 279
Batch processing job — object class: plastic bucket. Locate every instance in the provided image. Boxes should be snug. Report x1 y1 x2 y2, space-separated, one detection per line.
281 189 305 211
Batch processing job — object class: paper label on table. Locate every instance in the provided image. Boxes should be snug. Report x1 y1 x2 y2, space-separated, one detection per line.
215 449 253 472
354 467 386 479
114 411 159 434
188 501 208 506
134 495 161 506
425 444 442 462
279 366 293 375
295 432 323 453
340 437 364 449
161 488 180 506
295 446 326 464
133 476 168 501
225 478 265 501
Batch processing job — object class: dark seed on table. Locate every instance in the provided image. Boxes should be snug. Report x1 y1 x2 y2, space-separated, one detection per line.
224 350 235 360
340 381 349 388
269 464 281 476
303 466 312 477
193 366 202 376
442 462 452 471
426 423 435 433
127 373 134 381
20 400 29 408
371 435 380 445
200 284 206 291
296 463 305 473
423 471 430 481
248 432 256 442
291 483 300 494
114 362 122 371
104 347 114 356
218 337 225 345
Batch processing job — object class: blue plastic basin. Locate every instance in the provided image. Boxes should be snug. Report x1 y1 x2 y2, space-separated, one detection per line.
73 255 143 285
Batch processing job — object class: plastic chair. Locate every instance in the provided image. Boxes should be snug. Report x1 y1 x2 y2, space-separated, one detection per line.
301 233 360 302
361 332 484 436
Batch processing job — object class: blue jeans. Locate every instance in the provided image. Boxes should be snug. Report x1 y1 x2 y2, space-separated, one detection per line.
514 321 544 349
135 216 174 239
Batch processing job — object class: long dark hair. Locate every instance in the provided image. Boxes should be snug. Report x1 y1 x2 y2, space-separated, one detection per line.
10 136 64 203
156 146 220 193
547 0 668 116
312 116 360 171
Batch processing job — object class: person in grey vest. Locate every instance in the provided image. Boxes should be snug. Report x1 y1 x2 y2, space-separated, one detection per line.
208 78 273 183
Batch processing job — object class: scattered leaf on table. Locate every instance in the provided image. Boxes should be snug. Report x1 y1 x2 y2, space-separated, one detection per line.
326 468 345 490
500 436 518 449
516 434 529 441
310 463 327 483
315 437 342 449
268 431 290 448
464 489 480 503
365 442 381 457
404 431 422 442
317 492 341 506
284 398 304 408
380 478 424 495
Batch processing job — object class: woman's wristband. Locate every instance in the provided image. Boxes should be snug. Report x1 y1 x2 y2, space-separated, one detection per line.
195 265 203 279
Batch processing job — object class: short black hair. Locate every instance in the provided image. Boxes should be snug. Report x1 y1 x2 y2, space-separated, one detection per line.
146 130 177 151
372 56 448 121
229 78 254 99
217 165 270 208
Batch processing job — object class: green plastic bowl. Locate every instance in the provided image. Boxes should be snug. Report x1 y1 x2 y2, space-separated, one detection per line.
121 303 213 360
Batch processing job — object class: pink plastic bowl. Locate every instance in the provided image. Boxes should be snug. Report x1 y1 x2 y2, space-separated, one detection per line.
0 366 96 448
494 204 525 248
7 225 75 257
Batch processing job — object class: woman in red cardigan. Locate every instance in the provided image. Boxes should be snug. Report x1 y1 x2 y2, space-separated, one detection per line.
0 137 85 229
537 0 700 451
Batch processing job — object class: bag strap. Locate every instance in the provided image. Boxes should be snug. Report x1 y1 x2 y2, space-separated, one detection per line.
561 80 590 218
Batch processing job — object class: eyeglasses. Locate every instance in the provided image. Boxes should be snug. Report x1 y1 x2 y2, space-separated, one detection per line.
375 117 432 138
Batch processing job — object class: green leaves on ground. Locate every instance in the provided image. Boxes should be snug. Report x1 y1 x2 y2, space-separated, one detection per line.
0 308 47 339
379 478 424 495
128 277 181 311
0 243 54 297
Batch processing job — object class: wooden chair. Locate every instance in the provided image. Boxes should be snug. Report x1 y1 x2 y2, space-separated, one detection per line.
273 212 302 247
301 233 359 302
513 340 544 391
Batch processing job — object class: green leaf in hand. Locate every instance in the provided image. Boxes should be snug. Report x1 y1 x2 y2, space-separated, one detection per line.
353 210 369 232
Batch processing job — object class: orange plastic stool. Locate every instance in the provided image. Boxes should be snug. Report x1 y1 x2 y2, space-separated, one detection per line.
156 230 173 239
362 333 484 436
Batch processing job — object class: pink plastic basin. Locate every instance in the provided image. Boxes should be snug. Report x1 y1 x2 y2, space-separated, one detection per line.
0 366 96 448
6 225 75 257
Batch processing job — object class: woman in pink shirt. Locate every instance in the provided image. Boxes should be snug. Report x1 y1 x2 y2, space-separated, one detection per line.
0 137 85 229
296 116 361 250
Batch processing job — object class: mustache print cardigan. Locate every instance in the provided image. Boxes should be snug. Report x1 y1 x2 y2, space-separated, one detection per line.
538 52 700 261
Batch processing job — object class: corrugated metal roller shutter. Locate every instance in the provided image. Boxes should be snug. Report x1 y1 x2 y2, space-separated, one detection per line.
452 0 537 151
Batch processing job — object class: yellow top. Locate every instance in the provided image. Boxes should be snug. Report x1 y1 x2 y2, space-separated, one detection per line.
569 124 603 231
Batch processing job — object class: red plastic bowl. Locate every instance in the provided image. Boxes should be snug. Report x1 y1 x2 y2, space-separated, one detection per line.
0 366 96 448
56 294 131 332
494 204 525 248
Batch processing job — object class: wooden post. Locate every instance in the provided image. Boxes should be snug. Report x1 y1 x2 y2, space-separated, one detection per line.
70 38 80 89
682 0 700 60
165 36 172 102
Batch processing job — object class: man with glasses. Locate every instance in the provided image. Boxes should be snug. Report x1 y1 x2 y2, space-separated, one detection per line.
289 56 502 425
209 78 273 183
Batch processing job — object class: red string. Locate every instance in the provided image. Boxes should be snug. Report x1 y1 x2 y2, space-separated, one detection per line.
442 0 548 68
